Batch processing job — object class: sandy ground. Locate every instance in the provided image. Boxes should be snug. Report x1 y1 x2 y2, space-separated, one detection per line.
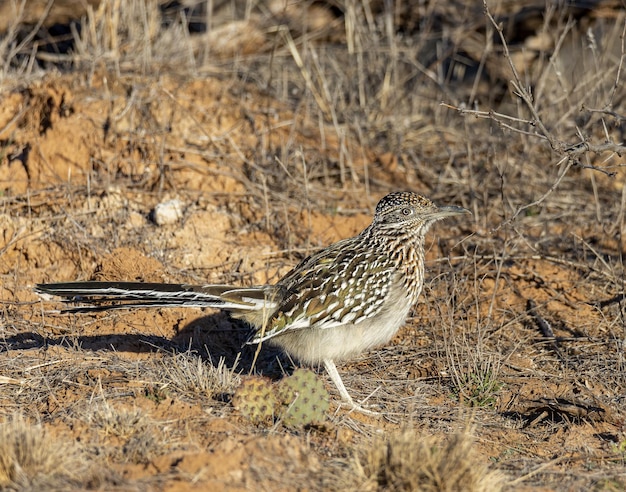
1 2 626 490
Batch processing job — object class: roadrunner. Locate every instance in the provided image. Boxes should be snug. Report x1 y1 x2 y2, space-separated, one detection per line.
37 192 469 412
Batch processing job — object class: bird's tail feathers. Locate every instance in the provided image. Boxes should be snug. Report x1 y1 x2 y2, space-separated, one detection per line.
35 281 276 313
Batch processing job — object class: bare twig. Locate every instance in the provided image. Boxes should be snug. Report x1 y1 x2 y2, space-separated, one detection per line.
482 0 562 152
457 1 626 228
447 11 626 163
498 156 575 227
582 106 626 122
445 101 626 161
526 299 556 340
482 2 626 159
606 18 626 106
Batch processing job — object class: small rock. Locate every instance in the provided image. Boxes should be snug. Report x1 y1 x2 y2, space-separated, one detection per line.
152 199 184 226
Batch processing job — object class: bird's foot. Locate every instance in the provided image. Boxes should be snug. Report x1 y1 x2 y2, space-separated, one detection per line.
322 360 382 416
338 398 382 416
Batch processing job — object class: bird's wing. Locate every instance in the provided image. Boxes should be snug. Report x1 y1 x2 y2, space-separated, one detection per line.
251 238 395 343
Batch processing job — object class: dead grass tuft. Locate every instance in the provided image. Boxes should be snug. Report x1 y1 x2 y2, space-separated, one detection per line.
446 336 503 409
85 403 164 464
87 403 147 440
158 351 241 399
351 430 506 492
0 414 102 490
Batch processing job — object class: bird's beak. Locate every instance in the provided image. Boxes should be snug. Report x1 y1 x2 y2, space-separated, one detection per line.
428 204 471 220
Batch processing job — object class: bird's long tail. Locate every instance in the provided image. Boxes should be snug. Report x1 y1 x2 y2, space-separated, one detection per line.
35 281 276 313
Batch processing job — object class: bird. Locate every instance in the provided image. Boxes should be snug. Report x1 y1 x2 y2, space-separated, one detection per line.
36 191 469 413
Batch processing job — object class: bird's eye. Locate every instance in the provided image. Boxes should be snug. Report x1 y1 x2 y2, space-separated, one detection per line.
401 207 413 216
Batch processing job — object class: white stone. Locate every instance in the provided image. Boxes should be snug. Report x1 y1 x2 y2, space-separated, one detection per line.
152 199 184 226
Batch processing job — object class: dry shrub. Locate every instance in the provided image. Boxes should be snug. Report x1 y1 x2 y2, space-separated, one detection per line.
352 431 505 492
0 414 101 490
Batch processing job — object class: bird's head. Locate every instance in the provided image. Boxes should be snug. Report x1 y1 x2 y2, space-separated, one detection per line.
372 192 469 236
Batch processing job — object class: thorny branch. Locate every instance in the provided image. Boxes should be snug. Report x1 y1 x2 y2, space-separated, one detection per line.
447 1 626 226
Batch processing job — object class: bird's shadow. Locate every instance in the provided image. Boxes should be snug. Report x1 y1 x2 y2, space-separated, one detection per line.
5 310 294 379
171 311 293 378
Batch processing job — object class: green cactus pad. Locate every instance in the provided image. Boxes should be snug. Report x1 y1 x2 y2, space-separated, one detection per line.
232 377 276 424
276 368 329 427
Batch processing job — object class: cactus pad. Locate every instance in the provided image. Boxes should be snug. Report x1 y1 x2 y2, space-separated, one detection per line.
276 368 330 427
232 377 276 424
232 369 329 427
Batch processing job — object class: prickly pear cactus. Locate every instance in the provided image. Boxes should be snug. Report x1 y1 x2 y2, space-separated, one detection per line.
232 377 276 424
276 368 329 427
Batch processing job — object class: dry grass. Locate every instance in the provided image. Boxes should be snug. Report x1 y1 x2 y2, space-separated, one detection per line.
155 351 242 399
349 430 506 492
0 414 103 490
85 403 164 464
1 0 626 490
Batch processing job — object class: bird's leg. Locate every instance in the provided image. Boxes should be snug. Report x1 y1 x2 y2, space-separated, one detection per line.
323 359 380 415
